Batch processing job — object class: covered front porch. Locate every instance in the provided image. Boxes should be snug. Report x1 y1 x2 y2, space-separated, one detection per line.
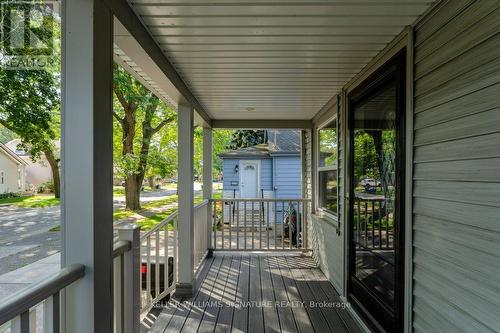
1 0 499 332
147 253 361 333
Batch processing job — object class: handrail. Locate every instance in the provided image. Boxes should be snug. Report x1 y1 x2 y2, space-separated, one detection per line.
141 211 178 240
210 198 311 203
0 264 85 326
113 240 131 258
140 199 209 240
194 199 209 208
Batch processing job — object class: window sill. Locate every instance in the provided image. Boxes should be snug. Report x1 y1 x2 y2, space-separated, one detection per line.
313 211 341 235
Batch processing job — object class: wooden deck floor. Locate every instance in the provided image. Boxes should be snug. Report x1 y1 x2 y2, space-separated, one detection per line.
147 253 363 333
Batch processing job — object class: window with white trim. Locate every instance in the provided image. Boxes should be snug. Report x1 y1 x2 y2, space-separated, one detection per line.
0 171 4 185
317 119 338 216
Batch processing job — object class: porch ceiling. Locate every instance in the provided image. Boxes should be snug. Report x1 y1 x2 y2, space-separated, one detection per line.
127 0 434 120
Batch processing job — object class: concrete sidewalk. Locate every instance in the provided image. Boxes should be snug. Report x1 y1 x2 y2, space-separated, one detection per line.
0 253 60 300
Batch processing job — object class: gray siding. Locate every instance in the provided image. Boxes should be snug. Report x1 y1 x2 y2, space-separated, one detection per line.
310 98 345 293
412 1 500 332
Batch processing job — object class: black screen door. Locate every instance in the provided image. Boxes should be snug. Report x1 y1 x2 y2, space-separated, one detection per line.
347 51 405 332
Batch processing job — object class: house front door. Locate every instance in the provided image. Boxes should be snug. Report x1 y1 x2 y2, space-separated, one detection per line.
347 51 406 333
239 160 260 198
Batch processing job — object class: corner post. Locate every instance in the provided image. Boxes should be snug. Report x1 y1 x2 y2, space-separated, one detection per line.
116 224 141 333
176 103 195 297
202 127 214 257
61 0 113 332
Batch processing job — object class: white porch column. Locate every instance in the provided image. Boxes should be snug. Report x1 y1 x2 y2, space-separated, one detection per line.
176 103 195 297
202 128 213 200
202 127 213 255
61 0 113 332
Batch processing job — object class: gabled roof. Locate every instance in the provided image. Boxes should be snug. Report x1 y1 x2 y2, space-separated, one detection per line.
218 143 270 158
0 142 28 166
267 130 301 155
219 130 300 158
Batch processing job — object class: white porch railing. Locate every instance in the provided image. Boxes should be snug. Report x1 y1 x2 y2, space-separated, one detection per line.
210 198 311 251
193 200 210 272
139 213 178 315
0 265 85 333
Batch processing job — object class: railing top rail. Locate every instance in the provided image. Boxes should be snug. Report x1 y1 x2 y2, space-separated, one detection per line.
113 240 131 258
194 199 209 209
141 210 178 240
210 198 311 203
0 264 85 326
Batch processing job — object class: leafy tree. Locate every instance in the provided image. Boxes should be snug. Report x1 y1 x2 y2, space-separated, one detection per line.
228 130 267 150
0 69 61 197
0 127 16 143
113 64 175 210
213 129 233 178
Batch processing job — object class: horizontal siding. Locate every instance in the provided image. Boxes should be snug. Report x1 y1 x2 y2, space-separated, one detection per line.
412 0 500 332
222 158 273 191
274 156 301 198
310 98 344 294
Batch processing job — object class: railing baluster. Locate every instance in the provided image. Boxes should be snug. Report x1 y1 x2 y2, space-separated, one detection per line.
164 225 168 293
155 230 160 299
282 202 285 250
229 201 232 249
266 201 270 250
146 236 151 304
378 201 382 249
296 201 301 249
274 201 277 250
29 307 36 333
213 201 217 250
252 201 255 249
259 201 262 250
371 201 375 249
385 200 390 249
221 199 225 249
364 201 368 248
304 202 308 249
357 199 361 243
236 201 240 250
244 201 247 249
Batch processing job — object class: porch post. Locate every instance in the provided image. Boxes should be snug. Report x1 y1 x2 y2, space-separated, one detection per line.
61 0 113 332
202 128 213 200
202 128 213 255
176 103 195 297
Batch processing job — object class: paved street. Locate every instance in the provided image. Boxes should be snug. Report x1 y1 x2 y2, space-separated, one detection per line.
0 205 61 275
0 189 183 276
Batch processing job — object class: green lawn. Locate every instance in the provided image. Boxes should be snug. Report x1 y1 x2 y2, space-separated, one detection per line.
48 190 221 232
0 195 60 208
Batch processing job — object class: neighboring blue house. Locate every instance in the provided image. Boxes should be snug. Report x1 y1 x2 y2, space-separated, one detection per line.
219 129 301 199
219 130 302 227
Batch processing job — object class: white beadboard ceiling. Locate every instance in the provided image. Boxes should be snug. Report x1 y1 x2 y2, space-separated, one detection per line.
127 0 435 120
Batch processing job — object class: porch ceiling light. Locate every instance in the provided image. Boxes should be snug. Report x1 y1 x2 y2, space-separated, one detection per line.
245 107 255 112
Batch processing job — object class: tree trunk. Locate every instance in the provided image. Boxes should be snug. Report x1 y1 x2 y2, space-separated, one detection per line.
44 149 60 198
148 176 155 189
125 175 142 210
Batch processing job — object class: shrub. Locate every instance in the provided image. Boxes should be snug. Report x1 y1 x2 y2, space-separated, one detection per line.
37 181 55 194
0 192 20 199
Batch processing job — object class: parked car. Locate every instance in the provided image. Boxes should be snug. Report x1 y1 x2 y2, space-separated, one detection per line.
141 256 174 298
359 178 381 188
